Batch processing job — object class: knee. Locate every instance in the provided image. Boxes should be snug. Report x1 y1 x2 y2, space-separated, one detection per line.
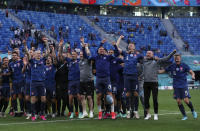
183 98 189 104
177 99 182 105
134 91 138 97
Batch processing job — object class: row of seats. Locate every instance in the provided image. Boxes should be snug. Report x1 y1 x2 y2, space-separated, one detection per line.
88 15 176 56
170 17 200 55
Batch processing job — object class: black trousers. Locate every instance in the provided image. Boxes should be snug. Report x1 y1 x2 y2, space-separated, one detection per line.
144 82 158 114
56 81 69 114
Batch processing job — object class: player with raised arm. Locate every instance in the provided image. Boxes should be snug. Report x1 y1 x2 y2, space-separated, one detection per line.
24 38 50 121
90 38 119 120
79 37 94 118
159 54 198 120
67 49 83 119
118 40 143 119
45 53 57 118
143 49 176 120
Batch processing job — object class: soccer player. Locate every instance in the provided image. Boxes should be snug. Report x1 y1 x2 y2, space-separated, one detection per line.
0 57 11 117
90 39 119 120
67 50 82 119
159 54 198 120
45 55 57 118
108 38 124 118
22 54 32 119
24 38 49 121
9 51 24 115
143 50 176 120
56 40 69 116
79 38 94 118
118 41 143 119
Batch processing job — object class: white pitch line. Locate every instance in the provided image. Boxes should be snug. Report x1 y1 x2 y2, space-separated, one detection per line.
0 112 197 126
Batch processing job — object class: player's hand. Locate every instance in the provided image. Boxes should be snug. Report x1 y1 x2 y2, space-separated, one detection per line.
101 39 106 44
80 37 84 43
59 39 64 47
173 49 176 53
23 57 28 66
120 35 124 39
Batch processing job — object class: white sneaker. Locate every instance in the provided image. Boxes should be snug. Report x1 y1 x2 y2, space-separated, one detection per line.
127 111 131 119
134 111 140 119
26 114 31 120
144 113 151 120
83 112 88 118
154 114 158 120
89 111 94 118
52 114 56 118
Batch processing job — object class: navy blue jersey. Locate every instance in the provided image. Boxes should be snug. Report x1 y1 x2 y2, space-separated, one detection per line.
30 59 46 82
66 58 80 81
123 52 143 76
110 57 123 82
1 67 10 86
165 63 190 88
91 55 113 78
45 65 56 87
9 60 24 83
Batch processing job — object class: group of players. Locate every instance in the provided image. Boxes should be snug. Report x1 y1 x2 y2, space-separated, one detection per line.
0 35 198 121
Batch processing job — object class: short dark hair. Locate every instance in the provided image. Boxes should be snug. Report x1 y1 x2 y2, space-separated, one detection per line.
12 51 18 56
2 57 8 61
174 53 181 57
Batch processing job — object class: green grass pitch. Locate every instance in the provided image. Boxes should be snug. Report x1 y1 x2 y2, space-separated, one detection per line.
0 90 199 131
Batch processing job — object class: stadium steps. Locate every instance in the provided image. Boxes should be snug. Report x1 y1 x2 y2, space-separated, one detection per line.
79 15 127 51
3 9 59 45
161 19 191 55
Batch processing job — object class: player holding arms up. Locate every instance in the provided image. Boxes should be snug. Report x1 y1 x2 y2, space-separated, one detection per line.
159 54 198 120
24 38 50 121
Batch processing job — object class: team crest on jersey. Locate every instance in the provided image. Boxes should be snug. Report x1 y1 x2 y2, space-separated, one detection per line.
130 54 133 57
176 68 179 71
113 61 116 64
180 67 183 71
134 54 137 58
104 57 106 60
14 64 17 67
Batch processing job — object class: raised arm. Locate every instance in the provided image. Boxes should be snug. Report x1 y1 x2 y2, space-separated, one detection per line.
116 35 124 47
23 40 31 60
22 57 28 74
51 46 57 65
58 39 64 62
157 49 176 64
189 70 195 80
43 37 50 57
158 69 166 74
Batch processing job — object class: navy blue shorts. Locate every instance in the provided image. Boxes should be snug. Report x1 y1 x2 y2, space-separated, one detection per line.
46 88 56 99
173 87 191 99
0 86 10 98
96 77 112 94
31 81 46 96
12 81 24 95
124 75 138 92
68 80 80 95
24 82 31 96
